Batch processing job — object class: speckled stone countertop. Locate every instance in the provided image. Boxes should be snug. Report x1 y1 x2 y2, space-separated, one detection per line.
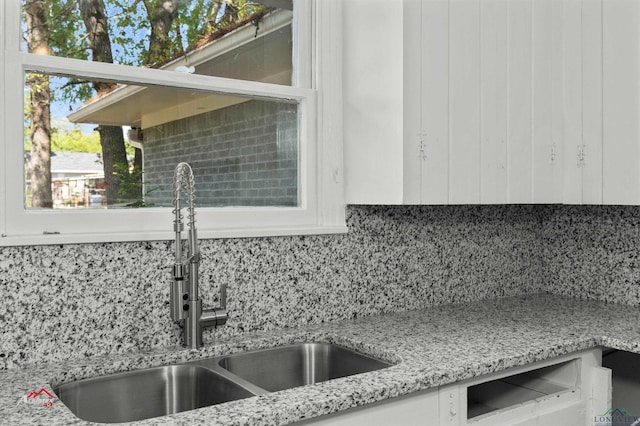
1 293 638 425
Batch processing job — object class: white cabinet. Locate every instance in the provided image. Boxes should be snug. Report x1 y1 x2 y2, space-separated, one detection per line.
600 0 640 204
562 0 640 205
297 349 610 425
438 349 610 426
343 0 410 204
296 387 439 425
343 0 640 205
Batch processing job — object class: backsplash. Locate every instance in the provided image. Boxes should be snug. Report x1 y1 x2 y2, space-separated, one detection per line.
541 205 640 306
0 205 542 370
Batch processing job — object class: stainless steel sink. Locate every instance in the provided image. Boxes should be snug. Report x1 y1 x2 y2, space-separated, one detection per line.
53 364 255 423
217 342 393 392
54 342 393 423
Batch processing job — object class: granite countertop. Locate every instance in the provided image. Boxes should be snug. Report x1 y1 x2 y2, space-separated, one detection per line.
2 293 639 425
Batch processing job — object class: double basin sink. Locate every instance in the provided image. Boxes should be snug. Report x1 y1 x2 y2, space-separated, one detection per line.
53 342 393 423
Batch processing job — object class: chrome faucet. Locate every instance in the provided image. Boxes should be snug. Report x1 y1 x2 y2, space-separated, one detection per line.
170 162 227 349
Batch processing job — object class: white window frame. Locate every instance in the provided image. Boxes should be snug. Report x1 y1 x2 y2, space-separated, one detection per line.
0 0 345 246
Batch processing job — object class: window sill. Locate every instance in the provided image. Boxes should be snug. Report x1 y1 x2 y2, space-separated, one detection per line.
0 224 348 246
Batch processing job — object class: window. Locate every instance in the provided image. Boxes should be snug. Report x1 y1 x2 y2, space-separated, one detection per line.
0 0 345 245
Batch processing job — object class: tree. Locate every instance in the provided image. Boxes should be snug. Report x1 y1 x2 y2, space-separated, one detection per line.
25 0 53 208
24 0 270 207
143 0 179 67
78 0 130 205
78 0 190 205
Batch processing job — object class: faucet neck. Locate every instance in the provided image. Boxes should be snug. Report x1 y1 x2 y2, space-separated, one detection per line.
173 162 198 259
170 162 227 349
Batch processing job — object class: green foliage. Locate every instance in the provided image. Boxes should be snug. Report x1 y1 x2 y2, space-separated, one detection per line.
112 161 156 206
45 0 88 59
23 0 272 208
26 0 271 66
195 0 269 47
25 120 104 153
23 0 272 105
51 124 102 152
109 0 151 65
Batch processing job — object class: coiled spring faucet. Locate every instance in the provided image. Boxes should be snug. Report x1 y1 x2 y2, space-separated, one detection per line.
170 162 227 349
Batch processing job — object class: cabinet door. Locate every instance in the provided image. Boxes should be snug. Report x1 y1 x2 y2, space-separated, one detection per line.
601 0 640 204
417 0 640 205
480 0 508 204
419 0 564 204
533 0 564 203
418 0 450 204
562 0 640 205
343 0 406 204
448 0 482 204
505 0 534 203
581 0 604 204
561 0 586 204
345 0 639 205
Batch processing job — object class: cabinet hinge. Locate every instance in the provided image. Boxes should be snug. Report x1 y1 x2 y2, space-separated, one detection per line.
549 143 557 165
417 131 427 161
577 145 586 168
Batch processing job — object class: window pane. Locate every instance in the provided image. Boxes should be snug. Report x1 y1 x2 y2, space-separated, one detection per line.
21 0 294 85
24 72 300 209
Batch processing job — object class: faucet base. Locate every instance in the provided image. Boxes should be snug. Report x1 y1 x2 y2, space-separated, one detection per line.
182 302 228 349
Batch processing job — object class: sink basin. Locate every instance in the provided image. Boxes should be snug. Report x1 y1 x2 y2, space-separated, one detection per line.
53 364 255 423
217 342 392 392
54 342 394 423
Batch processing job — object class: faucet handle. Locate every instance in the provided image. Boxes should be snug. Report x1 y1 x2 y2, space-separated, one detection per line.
213 282 228 327
199 282 229 328
219 282 227 310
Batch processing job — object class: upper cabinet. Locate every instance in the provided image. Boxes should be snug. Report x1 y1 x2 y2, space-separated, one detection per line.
343 0 640 205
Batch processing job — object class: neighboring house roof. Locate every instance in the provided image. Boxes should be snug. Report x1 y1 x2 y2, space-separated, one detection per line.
50 152 103 175
67 8 293 130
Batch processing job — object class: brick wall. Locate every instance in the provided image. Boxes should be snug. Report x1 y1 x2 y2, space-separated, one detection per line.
143 99 298 207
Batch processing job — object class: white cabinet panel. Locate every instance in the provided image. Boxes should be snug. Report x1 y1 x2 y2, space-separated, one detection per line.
549 0 565 203
532 0 563 203
581 0 604 204
449 0 481 204
507 0 534 203
509 402 585 426
403 0 423 205
342 0 405 204
438 349 607 426
480 0 508 204
421 0 450 204
298 388 438 425
301 351 609 426
588 366 612 423
602 0 640 204
343 0 640 205
561 0 583 204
